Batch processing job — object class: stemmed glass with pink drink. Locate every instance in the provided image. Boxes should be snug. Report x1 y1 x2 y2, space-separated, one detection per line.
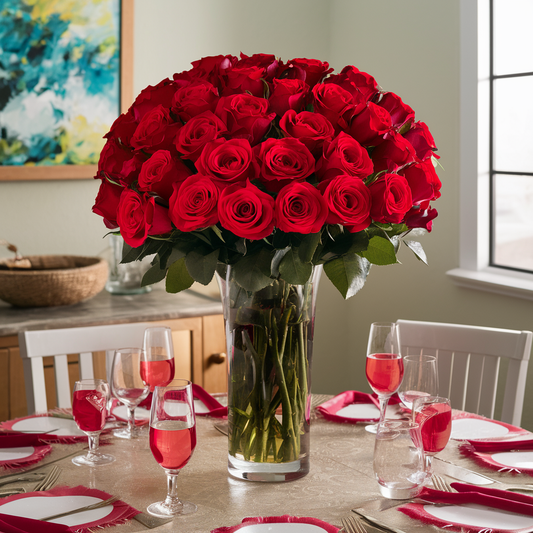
148 379 197 518
72 379 115 466
141 327 176 392
413 395 452 476
365 322 404 433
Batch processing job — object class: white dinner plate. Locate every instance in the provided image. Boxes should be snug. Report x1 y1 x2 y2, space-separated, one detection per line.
237 524 329 532
0 495 114 527
194 399 210 414
112 404 150 421
0 446 35 461
424 503 533 529
335 403 380 419
451 418 509 440
490 451 533 469
11 416 85 437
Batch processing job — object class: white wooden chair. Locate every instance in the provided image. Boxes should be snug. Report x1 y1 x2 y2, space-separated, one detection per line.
396 319 533 426
18 323 152 414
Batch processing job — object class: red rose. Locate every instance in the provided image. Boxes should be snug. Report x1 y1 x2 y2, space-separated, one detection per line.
215 93 275 146
369 173 413 224
218 181 275 240
92 178 123 229
130 78 178 122
316 132 373 183
371 131 417 173
275 182 328 234
237 53 280 81
222 65 265 97
402 121 438 161
97 139 144 185
348 102 392 146
174 111 227 162
321 175 372 233
186 54 238 88
404 203 438 232
325 66 378 114
130 105 181 154
169 175 219 232
104 109 138 147
150 203 173 236
138 149 192 200
376 92 415 130
170 80 219 121
283 58 333 87
116 189 153 247
268 78 309 117
279 109 335 155
312 83 356 130
400 159 441 204
196 138 257 184
255 137 315 192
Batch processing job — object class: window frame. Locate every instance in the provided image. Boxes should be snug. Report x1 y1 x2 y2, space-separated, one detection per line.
446 0 533 301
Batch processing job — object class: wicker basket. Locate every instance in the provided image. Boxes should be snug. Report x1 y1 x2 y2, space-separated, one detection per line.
0 255 109 308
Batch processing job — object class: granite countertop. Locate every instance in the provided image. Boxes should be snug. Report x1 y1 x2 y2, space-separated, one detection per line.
0 286 223 337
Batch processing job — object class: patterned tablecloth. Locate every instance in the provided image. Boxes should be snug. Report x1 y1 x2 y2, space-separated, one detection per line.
1 397 528 533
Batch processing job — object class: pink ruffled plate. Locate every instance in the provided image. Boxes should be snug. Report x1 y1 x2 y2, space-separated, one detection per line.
0 444 52 470
192 384 227 418
211 515 339 532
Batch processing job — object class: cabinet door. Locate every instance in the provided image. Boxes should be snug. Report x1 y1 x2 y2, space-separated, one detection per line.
202 314 227 393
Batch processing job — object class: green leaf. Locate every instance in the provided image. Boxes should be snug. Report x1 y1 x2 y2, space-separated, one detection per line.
232 248 274 292
165 257 194 293
271 247 290 277
360 235 398 266
297 232 322 263
185 248 219 285
279 248 313 285
324 254 370 299
404 240 428 265
141 263 167 287
210 225 225 242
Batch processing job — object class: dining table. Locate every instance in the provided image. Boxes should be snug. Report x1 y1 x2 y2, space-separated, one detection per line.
2 395 533 533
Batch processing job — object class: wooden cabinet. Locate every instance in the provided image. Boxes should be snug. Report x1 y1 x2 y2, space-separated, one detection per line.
0 314 227 421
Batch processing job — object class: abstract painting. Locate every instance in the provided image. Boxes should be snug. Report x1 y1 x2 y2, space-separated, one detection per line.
0 0 133 180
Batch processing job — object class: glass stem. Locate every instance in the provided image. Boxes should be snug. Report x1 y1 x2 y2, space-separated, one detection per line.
127 407 136 435
378 396 390 427
164 472 183 512
87 432 100 459
425 454 434 475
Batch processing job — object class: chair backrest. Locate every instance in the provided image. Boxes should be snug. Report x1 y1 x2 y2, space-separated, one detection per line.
18 323 152 414
396 319 533 426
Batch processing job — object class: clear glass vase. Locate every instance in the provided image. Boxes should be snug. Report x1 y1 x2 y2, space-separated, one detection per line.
216 265 321 482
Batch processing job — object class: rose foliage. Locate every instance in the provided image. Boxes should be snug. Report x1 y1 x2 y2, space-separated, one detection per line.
93 53 441 298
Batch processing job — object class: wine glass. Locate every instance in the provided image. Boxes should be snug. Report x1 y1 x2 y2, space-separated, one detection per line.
365 322 403 433
412 395 452 477
72 379 115 466
142 327 176 391
110 348 150 439
148 379 197 517
398 354 439 410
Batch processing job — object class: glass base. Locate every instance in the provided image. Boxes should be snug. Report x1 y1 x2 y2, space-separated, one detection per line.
378 483 422 499
146 500 197 517
113 426 146 439
72 453 115 467
228 454 309 482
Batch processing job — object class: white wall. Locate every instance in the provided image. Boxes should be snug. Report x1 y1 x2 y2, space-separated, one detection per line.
2 0 532 428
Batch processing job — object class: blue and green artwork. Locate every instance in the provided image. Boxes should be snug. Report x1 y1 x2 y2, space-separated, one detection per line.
0 0 120 166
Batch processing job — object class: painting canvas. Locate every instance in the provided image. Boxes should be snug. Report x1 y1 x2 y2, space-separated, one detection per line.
0 0 132 180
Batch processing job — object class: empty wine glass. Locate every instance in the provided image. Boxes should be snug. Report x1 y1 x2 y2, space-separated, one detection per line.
365 322 404 433
412 395 452 477
148 379 197 517
110 348 150 439
72 379 115 466
142 327 176 391
398 354 439 410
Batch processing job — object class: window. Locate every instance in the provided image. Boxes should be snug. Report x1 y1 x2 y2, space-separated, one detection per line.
447 0 533 300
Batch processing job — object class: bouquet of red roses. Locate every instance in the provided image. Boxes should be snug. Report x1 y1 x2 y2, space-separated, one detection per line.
92 53 440 298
